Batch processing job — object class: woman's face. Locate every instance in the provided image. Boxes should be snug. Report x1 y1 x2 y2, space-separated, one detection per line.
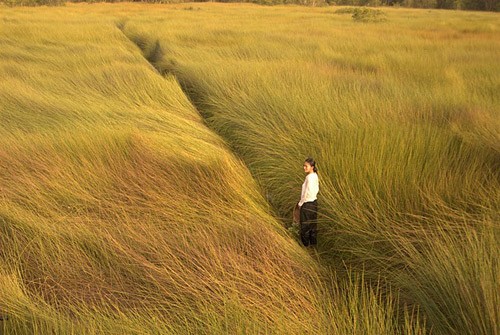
303 162 314 174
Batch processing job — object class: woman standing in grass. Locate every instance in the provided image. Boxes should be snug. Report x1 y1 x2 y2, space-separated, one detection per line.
299 157 319 247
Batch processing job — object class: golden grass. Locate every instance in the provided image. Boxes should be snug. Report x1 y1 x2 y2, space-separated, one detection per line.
118 3 499 334
1 2 498 334
0 6 325 333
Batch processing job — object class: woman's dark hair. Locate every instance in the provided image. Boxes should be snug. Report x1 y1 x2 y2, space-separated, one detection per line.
305 157 318 173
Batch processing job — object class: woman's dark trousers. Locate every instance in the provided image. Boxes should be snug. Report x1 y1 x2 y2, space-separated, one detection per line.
300 200 318 247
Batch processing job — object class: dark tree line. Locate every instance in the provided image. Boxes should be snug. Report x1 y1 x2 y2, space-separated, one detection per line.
331 0 498 10
2 0 498 12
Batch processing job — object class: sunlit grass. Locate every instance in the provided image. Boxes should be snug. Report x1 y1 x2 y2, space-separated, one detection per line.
0 6 315 332
119 3 499 334
1 2 498 334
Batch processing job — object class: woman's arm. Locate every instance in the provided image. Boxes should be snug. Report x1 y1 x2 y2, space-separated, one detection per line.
298 177 309 207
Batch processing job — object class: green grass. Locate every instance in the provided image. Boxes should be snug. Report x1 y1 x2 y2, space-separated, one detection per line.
1 3 499 334
120 4 499 334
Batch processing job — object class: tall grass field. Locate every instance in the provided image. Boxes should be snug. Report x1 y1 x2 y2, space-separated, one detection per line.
1 3 498 334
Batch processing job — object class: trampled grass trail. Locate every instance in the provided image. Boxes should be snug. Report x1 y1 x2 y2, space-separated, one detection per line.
0 3 498 335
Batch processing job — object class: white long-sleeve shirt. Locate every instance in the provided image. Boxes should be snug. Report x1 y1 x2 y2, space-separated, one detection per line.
299 172 319 207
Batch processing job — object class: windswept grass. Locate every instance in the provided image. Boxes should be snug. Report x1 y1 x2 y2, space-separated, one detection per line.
118 4 499 334
0 4 427 334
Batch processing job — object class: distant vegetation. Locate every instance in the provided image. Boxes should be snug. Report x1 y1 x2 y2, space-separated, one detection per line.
1 0 499 11
1 3 498 335
335 7 388 21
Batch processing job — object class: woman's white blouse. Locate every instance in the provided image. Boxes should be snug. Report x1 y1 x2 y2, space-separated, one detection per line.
299 172 319 207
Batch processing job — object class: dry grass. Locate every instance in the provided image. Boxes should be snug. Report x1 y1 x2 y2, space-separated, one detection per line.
119 3 499 334
1 3 498 334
